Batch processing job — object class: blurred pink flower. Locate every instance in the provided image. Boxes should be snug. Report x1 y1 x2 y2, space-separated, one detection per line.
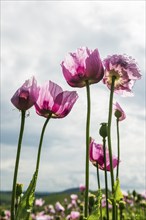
55 202 65 212
67 211 80 220
35 198 45 207
102 198 112 209
61 47 104 87
89 138 118 171
113 102 126 121
11 76 40 110
141 191 146 199
103 54 141 96
35 81 78 118
35 212 52 220
70 194 78 200
79 184 86 192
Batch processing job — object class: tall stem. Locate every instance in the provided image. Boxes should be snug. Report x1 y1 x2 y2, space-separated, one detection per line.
96 164 102 220
35 115 52 173
11 110 26 220
96 164 100 190
103 138 109 220
116 119 120 179
84 81 91 218
107 76 116 219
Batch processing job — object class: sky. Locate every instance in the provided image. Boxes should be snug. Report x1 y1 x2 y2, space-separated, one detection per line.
1 0 145 193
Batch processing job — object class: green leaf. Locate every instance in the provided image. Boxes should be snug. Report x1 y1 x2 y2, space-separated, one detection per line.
87 189 102 220
15 171 38 220
113 178 123 202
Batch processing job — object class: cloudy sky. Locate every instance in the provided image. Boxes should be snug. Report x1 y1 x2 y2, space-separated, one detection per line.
1 0 145 193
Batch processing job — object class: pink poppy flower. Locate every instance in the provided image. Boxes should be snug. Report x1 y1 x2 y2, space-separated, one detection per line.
70 211 80 220
89 138 118 171
35 81 78 118
103 54 141 96
61 47 104 87
35 198 45 206
113 102 126 121
79 184 86 192
70 194 78 200
67 211 80 220
102 198 112 209
55 202 65 212
11 76 40 110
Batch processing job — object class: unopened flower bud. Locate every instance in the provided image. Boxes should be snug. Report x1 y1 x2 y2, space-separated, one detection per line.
89 193 95 207
16 183 23 198
99 123 108 138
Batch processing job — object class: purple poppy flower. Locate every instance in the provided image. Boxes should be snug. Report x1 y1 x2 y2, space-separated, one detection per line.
61 47 104 87
113 102 126 121
35 81 78 118
103 54 141 96
11 76 40 111
89 138 118 171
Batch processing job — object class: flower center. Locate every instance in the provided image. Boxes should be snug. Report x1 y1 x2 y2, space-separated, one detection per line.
19 90 29 100
107 70 124 87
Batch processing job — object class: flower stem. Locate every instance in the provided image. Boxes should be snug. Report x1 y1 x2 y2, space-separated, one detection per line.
96 164 102 220
84 81 91 218
103 138 109 220
107 76 116 219
96 163 100 190
35 114 52 174
11 110 26 220
116 119 120 179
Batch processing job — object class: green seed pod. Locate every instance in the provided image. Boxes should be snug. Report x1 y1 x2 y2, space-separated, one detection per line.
114 110 122 119
99 123 108 138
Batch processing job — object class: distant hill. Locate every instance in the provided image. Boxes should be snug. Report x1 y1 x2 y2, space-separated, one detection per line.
0 187 82 208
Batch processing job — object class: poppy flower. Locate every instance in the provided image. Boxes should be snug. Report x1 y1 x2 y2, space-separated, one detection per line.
113 102 126 121
89 138 118 171
103 54 141 96
35 81 78 118
11 76 40 111
61 47 104 87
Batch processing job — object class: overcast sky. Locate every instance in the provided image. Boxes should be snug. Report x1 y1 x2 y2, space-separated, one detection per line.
1 0 145 193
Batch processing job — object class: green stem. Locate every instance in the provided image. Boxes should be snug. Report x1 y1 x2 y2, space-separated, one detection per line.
35 114 52 173
96 164 100 190
103 138 109 220
107 76 116 219
96 164 102 220
116 119 120 179
11 110 26 220
84 81 91 218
